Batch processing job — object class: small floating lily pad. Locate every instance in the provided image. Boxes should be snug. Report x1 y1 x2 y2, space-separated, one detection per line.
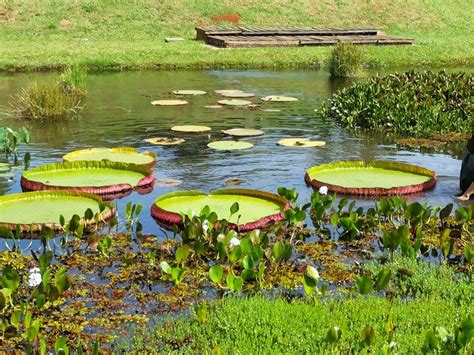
63 147 155 166
151 189 290 231
221 92 255 98
208 141 254 150
222 128 265 137
145 137 186 145
172 90 207 96
215 89 244 95
278 138 326 147
171 125 212 133
0 190 115 233
261 95 298 102
264 108 282 112
151 100 188 106
204 105 224 109
218 99 253 106
21 161 155 199
305 161 437 196
155 178 183 187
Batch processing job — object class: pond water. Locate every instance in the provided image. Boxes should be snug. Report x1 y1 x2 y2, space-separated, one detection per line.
0 70 465 238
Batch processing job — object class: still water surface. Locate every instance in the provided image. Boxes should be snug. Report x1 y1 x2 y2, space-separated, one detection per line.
0 70 463 236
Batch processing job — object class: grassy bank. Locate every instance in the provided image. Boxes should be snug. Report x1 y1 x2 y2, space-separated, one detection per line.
114 259 474 353
0 0 473 71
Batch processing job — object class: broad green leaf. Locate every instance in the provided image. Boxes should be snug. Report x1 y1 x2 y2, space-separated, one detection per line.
356 275 373 295
209 265 224 284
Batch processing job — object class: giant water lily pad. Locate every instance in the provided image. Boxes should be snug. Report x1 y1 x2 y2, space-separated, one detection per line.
172 90 207 96
21 161 155 200
171 125 212 133
63 147 156 166
208 141 254 151
305 161 437 196
151 189 290 231
261 95 298 102
278 138 326 147
218 99 253 106
221 92 255 98
214 89 244 95
222 128 265 137
151 100 188 106
144 137 186 146
0 190 115 233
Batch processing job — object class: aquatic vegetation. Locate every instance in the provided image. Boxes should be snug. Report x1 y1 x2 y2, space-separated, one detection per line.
220 92 255 98
222 128 265 137
305 160 437 195
9 82 84 122
278 138 326 147
261 95 298 102
151 99 188 106
218 99 252 106
171 125 211 133
207 140 254 150
172 90 206 95
144 137 185 145
323 71 473 137
63 147 156 166
0 126 30 163
328 41 363 78
58 65 87 96
21 161 155 200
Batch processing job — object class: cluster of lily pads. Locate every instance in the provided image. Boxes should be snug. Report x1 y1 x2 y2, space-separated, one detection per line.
147 88 327 149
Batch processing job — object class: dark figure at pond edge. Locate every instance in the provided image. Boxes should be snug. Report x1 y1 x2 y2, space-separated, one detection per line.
457 132 474 201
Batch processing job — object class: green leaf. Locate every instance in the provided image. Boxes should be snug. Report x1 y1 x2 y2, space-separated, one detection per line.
306 265 320 281
303 274 317 295
209 265 224 284
55 336 69 355
464 244 474 264
175 245 190 264
160 261 172 275
326 326 342 343
229 245 242 263
240 237 253 254
439 203 453 220
26 319 40 341
54 268 71 293
375 268 392 291
360 325 376 345
356 275 373 295
40 339 47 355
10 309 22 328
1 266 20 291
194 302 207 324
242 255 254 270
230 202 240 216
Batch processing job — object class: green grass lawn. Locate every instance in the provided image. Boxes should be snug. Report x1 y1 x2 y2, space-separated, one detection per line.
0 0 473 71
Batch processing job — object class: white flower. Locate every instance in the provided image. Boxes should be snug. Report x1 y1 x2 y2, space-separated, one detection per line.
217 234 225 243
319 186 328 195
202 220 209 234
28 268 42 287
229 237 240 248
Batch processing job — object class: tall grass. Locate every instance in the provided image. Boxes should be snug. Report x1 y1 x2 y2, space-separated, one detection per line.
9 67 86 121
328 42 363 78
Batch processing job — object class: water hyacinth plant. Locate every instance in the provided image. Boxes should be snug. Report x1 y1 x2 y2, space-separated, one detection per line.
322 70 473 137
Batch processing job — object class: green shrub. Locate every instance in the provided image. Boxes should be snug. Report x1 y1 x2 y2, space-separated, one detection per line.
58 65 87 96
322 70 473 137
10 82 83 121
328 41 363 78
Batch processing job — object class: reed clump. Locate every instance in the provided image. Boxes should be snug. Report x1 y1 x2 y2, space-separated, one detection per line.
328 42 363 78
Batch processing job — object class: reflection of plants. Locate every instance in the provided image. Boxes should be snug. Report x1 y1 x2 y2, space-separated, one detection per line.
0 126 30 163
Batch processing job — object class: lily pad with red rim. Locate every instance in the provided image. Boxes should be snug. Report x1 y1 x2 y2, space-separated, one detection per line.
63 147 156 166
21 161 155 200
305 160 437 196
150 189 291 231
0 190 115 233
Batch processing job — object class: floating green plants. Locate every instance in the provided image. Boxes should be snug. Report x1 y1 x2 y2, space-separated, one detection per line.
218 99 253 106
261 95 298 102
151 100 188 106
63 147 156 166
171 125 212 133
151 189 290 231
221 92 255 98
0 190 114 233
305 160 436 195
222 128 265 137
144 137 186 145
21 161 155 199
172 90 207 95
208 141 254 151
278 138 326 147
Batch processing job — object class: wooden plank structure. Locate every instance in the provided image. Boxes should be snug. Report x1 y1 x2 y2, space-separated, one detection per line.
196 26 414 48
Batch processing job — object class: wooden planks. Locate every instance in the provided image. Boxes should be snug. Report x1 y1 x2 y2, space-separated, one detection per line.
196 26 414 48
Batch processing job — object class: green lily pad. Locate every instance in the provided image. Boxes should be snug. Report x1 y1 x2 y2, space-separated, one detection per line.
172 90 207 95
261 95 299 102
218 99 253 106
204 105 224 109
222 128 265 137
208 141 254 151
145 137 186 145
278 138 326 147
0 190 114 232
214 89 244 95
221 92 255 98
151 100 188 106
171 125 212 133
63 147 155 166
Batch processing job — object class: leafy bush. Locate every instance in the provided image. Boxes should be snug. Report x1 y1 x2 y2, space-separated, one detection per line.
9 82 83 121
328 41 363 78
322 70 473 137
